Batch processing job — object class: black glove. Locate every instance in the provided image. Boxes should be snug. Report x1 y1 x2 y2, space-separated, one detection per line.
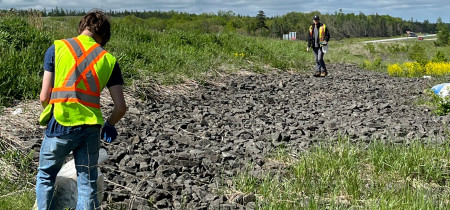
101 120 118 143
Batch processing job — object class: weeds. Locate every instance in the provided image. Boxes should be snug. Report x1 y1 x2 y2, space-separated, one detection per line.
388 61 450 77
0 139 36 209
409 44 428 66
0 14 311 105
109 21 310 85
233 139 450 209
362 55 383 71
364 43 376 54
387 45 450 78
422 89 450 116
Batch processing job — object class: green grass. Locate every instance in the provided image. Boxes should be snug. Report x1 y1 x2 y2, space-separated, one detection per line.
2 13 449 106
0 139 36 209
107 15 310 84
0 15 52 106
233 138 450 209
329 36 450 72
1 14 312 105
419 89 450 116
1 13 450 209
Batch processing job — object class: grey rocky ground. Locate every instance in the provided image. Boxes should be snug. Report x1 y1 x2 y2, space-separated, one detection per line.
100 64 448 209
2 64 449 209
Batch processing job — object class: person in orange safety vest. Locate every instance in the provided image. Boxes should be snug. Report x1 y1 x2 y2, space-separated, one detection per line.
307 15 330 77
36 10 127 210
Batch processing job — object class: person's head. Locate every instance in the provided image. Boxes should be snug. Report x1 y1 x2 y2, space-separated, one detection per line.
78 10 111 46
313 15 320 25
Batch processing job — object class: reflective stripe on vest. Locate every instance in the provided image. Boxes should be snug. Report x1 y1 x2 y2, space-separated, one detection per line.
309 24 326 41
49 37 106 109
319 24 326 41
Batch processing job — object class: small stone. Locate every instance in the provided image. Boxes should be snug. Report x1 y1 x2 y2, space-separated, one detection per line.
132 136 141 144
204 193 218 202
146 136 156 143
221 152 236 159
155 199 168 208
246 202 256 209
129 107 141 115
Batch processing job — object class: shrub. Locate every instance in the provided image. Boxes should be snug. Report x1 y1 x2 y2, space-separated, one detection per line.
362 56 382 70
425 89 450 116
387 63 403 76
408 44 428 66
364 43 376 54
388 61 450 77
386 43 409 54
403 62 424 77
425 62 450 76
431 51 448 63
436 18 449 46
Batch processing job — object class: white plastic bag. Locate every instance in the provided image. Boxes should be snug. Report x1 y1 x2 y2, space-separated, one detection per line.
12 108 22 115
322 45 329 54
431 83 450 98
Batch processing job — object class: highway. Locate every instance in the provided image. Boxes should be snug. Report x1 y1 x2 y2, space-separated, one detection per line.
363 34 437 43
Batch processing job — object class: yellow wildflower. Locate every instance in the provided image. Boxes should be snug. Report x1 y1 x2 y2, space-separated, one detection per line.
388 64 402 77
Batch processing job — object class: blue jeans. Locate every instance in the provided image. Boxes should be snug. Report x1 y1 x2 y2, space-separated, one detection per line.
36 126 101 210
313 47 327 72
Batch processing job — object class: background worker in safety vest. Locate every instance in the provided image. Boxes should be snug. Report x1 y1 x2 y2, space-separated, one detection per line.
307 15 330 77
36 10 127 209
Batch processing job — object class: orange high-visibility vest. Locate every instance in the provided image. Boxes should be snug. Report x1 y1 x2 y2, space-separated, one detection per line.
309 24 327 42
39 35 116 126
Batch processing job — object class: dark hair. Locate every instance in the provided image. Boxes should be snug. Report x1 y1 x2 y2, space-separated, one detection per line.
78 10 111 46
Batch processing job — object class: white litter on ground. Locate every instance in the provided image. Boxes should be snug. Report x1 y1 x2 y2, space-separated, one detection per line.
12 108 22 115
431 83 450 98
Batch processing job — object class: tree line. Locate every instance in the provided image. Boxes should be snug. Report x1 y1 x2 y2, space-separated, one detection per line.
2 8 448 40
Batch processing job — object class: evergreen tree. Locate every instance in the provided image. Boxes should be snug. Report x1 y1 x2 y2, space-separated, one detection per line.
436 17 449 46
256 10 269 30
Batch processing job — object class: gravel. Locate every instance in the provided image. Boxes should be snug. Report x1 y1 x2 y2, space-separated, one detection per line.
2 64 449 209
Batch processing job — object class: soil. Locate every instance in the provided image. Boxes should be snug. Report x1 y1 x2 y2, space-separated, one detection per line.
1 63 448 209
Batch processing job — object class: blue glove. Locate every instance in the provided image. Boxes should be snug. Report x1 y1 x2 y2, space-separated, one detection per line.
101 120 118 143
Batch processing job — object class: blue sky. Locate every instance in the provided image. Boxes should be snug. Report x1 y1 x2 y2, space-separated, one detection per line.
1 0 448 22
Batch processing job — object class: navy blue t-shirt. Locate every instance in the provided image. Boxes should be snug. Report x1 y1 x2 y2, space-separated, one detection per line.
44 45 124 137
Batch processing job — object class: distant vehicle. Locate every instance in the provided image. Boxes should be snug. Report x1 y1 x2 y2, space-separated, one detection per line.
408 32 418 37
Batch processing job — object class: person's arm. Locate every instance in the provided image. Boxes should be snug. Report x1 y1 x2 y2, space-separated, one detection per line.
40 71 54 108
106 85 127 125
307 26 312 50
40 45 55 108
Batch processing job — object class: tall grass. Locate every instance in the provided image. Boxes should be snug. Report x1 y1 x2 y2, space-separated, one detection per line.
233 139 449 209
0 15 52 106
0 139 36 209
109 15 310 84
2 13 450 105
0 14 311 105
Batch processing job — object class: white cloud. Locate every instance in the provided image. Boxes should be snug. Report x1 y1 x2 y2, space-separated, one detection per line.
0 0 448 22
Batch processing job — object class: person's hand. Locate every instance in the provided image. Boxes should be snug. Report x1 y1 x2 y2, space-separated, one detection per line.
307 47 310 52
101 120 118 143
321 41 328 45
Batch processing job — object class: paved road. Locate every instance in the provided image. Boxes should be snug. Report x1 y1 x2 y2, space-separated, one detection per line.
363 34 437 43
